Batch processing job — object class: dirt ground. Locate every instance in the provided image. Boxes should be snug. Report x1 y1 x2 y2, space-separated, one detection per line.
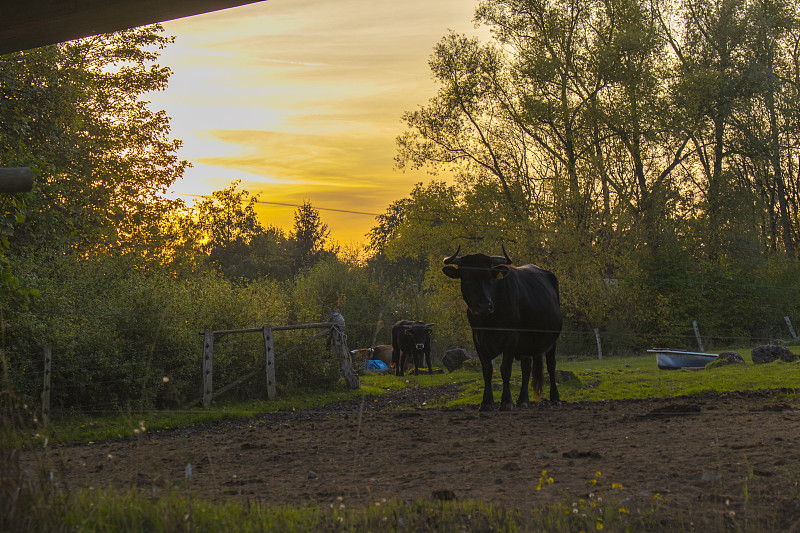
27 385 800 529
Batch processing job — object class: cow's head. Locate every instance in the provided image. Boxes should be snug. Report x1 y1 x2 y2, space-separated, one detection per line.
442 245 513 316
405 323 433 351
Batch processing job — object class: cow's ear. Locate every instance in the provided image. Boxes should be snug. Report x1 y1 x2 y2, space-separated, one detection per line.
492 265 511 278
442 265 460 279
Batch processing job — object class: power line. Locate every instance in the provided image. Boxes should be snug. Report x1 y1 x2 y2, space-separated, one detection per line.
254 200 380 217
170 192 383 217
170 191 785 257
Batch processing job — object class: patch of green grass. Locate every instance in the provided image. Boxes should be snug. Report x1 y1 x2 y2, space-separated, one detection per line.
432 351 800 407
559 352 800 402
14 487 668 533
39 370 467 445
40 386 377 445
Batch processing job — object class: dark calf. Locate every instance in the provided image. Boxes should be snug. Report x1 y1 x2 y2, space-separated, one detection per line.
391 320 433 376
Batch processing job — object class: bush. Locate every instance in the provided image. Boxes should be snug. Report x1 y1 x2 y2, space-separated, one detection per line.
2 253 292 411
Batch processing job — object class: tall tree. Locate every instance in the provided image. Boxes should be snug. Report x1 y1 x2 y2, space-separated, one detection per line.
289 201 333 268
654 0 753 257
735 0 799 256
367 198 411 255
476 0 606 229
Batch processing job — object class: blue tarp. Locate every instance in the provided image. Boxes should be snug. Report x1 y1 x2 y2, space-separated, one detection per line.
363 359 389 371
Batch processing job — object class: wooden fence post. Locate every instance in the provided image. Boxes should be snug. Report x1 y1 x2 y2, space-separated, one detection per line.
785 316 798 340
692 320 704 352
202 330 214 407
263 325 276 399
42 346 51 427
328 311 359 389
594 328 602 360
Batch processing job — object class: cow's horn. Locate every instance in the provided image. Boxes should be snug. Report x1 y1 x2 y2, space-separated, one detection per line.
443 246 461 265
491 244 513 265
502 244 512 264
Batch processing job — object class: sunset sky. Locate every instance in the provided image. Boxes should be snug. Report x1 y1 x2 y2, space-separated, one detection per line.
149 0 489 245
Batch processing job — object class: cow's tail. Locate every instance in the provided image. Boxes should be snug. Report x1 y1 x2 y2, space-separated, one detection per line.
532 355 544 402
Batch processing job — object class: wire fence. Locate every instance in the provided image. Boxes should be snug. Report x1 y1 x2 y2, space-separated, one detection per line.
2 308 798 420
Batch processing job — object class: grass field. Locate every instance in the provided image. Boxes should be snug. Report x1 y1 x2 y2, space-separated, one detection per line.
4 345 800 532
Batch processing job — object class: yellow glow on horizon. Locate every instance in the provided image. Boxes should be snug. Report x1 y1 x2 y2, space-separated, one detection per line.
151 0 489 244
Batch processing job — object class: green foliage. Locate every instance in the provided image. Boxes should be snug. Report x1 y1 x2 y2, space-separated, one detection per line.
289 257 388 349
0 25 188 257
0 194 32 302
2 252 293 411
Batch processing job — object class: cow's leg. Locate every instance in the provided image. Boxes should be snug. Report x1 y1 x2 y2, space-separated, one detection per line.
478 355 494 411
546 345 560 403
499 353 514 411
397 352 406 377
413 351 421 376
426 349 433 374
517 356 531 407
531 354 544 402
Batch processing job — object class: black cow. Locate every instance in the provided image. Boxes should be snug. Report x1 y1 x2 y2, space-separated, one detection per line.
442 246 562 411
391 320 433 376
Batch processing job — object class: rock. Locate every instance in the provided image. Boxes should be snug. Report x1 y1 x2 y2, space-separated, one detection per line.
307 471 318 479
462 358 482 372
442 348 470 371
432 489 456 501
751 345 798 364
705 351 746 369
778 499 800 531
554 369 581 384
562 449 602 459
619 497 637 509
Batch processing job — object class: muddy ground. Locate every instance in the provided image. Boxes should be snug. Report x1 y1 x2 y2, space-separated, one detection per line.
26 385 800 529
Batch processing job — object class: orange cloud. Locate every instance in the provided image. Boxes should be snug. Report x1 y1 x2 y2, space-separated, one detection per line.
152 0 489 244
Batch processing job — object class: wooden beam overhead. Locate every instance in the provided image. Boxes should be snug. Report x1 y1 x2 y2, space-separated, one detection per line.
0 0 267 55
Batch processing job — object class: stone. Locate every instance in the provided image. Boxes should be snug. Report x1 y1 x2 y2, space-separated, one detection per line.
432 489 456 501
462 358 483 372
751 345 798 364
554 369 580 384
442 348 470 371
705 351 746 369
